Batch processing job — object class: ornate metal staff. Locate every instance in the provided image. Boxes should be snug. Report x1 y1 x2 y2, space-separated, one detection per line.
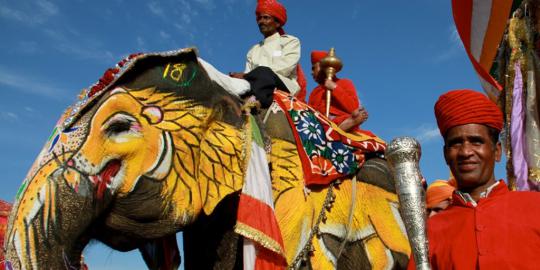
386 137 430 270
319 47 343 117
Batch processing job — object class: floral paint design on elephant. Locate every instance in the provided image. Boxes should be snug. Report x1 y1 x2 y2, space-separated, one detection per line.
5 104 94 270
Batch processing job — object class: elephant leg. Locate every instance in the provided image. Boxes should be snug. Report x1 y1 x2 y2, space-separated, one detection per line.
139 234 181 270
183 192 243 270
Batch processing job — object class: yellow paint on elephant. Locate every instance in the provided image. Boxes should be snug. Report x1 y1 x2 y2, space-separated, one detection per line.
319 180 410 268
76 90 165 194
198 121 244 214
270 138 314 262
74 86 246 220
7 154 68 270
11 83 409 269
270 138 410 268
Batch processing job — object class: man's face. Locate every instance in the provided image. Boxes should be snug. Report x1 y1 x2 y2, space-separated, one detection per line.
257 13 280 37
311 62 321 81
311 62 325 84
428 199 451 217
443 124 501 190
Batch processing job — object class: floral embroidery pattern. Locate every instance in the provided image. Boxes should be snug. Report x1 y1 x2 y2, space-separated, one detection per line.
274 91 386 186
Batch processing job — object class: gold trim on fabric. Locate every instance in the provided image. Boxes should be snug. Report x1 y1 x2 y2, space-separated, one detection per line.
528 168 540 183
235 222 285 256
323 117 386 144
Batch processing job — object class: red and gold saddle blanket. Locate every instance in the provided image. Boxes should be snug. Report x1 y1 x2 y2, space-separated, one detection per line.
273 91 386 186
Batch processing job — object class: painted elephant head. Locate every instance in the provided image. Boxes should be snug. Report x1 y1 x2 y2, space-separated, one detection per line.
4 49 247 269
5 49 410 270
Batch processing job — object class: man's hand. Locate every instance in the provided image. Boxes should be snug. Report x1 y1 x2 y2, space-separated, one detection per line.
338 107 368 132
354 107 369 125
229 72 246 79
324 78 337 90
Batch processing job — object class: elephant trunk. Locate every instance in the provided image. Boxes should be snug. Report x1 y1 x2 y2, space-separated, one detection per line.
5 161 113 270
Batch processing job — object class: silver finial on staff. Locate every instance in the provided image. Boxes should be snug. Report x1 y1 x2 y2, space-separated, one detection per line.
386 137 430 270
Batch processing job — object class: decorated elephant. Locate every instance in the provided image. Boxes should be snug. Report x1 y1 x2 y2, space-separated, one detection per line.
4 48 410 269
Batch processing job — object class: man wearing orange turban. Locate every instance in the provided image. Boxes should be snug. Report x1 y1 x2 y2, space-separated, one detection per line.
308 50 368 132
230 0 306 107
426 179 456 217
407 89 540 269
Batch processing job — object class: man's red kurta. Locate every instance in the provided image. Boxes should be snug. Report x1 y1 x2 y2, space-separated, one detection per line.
408 181 540 269
308 78 360 128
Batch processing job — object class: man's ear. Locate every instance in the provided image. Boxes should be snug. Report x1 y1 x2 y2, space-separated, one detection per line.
495 141 502 162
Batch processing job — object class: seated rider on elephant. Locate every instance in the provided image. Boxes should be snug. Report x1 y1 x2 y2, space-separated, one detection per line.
308 50 369 134
229 0 307 108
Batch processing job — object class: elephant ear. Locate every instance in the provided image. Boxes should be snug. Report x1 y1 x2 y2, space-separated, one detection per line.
61 47 211 130
139 234 181 270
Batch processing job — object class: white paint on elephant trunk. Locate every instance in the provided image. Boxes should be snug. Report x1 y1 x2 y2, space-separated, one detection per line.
13 232 23 269
350 224 376 242
108 165 125 194
317 236 337 266
292 218 312 264
24 185 47 228
145 132 173 180
319 222 376 242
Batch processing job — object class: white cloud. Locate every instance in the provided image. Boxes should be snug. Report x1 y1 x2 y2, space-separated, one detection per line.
194 0 216 10
0 1 59 25
148 2 165 17
415 125 441 144
0 112 19 122
433 25 464 63
136 36 146 50
43 29 116 62
180 12 192 24
159 30 171 40
0 66 70 100
174 23 195 43
450 27 461 45
16 41 39 54
0 5 27 22
36 0 59 16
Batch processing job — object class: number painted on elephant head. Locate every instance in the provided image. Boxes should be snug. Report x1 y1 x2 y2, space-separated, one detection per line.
162 63 197 86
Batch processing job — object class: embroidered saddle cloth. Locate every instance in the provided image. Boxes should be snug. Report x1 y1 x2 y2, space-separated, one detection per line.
273 91 386 186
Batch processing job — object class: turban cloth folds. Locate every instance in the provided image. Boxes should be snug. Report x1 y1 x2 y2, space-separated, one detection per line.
311 50 328 65
434 89 503 136
426 179 456 208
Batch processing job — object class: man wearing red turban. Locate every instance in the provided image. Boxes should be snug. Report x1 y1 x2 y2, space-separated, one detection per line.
308 50 368 132
230 0 306 107
407 89 540 269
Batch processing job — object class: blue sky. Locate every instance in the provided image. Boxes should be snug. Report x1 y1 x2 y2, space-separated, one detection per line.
0 0 507 268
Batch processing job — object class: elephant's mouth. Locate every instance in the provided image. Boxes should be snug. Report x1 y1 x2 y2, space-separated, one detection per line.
90 159 121 199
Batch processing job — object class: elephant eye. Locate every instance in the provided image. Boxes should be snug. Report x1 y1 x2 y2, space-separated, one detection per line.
102 113 140 137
